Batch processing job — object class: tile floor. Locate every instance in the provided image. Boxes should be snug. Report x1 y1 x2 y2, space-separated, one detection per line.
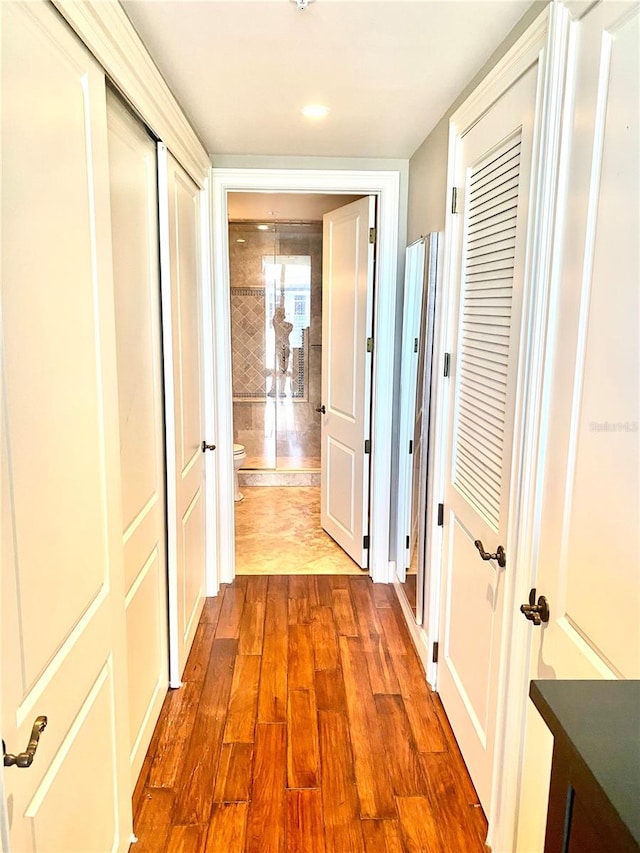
234 486 363 575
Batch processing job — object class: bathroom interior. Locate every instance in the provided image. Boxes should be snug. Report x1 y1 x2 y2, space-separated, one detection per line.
228 192 363 574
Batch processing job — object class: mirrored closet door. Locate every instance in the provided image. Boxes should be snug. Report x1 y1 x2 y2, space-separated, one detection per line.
396 233 440 623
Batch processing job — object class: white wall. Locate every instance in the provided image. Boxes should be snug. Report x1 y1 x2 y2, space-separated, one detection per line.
407 1 546 239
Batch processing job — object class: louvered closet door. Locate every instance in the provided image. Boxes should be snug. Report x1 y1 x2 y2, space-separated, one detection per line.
438 64 538 811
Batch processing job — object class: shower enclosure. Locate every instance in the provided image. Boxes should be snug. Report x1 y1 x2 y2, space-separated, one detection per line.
229 220 322 471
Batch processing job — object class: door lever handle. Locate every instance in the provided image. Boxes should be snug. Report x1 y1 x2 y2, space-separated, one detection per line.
474 539 506 568
3 716 48 768
315 405 326 414
520 588 550 625
201 441 216 452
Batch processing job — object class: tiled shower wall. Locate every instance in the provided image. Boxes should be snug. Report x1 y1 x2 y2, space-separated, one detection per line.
229 221 322 470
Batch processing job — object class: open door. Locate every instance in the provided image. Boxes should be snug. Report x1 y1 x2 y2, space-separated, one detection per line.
320 197 375 569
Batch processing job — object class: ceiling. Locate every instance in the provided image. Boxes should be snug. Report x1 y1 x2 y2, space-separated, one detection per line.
121 0 533 160
228 192 363 220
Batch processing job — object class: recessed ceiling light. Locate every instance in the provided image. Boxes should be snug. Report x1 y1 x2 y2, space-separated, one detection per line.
257 224 270 231
236 238 246 243
302 104 329 119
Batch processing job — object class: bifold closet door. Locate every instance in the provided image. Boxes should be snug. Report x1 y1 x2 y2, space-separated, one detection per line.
1 2 132 849
160 149 207 682
106 89 169 787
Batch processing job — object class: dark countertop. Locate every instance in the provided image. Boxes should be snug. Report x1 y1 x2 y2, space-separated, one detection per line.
530 679 640 846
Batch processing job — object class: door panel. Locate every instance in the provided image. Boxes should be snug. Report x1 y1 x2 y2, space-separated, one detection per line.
326 437 356 535
445 517 499 739
163 152 206 679
27 667 118 851
396 239 427 583
175 171 204 470
1 3 131 849
321 197 375 568
107 89 169 785
438 65 538 810
517 3 639 848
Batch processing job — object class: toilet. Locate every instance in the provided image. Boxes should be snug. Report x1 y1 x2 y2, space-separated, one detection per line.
233 443 246 502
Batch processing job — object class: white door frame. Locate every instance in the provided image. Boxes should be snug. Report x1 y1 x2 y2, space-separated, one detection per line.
211 168 400 584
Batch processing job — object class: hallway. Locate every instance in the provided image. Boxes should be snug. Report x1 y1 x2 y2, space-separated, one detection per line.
132 575 487 852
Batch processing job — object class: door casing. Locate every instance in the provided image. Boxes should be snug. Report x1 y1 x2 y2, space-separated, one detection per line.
211 168 401 585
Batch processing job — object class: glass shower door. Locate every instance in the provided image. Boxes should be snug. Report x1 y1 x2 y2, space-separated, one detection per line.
229 220 322 472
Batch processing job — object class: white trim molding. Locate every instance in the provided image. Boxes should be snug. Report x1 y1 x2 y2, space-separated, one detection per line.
51 0 210 185
211 167 401 585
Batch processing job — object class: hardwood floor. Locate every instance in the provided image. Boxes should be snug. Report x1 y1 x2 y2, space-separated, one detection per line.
133 576 487 852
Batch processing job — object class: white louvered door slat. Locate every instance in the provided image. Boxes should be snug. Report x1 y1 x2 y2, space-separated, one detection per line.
438 65 539 812
454 135 521 531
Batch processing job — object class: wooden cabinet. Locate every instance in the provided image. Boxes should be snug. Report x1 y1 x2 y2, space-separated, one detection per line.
530 681 640 853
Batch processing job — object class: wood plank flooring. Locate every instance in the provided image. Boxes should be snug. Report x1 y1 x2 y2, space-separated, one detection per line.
133 576 487 852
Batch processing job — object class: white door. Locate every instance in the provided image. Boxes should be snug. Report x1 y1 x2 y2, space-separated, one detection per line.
1 2 131 850
107 90 169 786
321 197 375 569
396 239 427 582
161 150 207 682
438 65 539 810
516 3 640 848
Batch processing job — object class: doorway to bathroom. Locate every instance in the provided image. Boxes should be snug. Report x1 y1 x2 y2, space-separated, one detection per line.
227 192 364 575
211 167 402 585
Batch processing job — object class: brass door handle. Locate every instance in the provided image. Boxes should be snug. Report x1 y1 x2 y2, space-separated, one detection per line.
474 540 506 568
3 716 48 768
520 589 550 625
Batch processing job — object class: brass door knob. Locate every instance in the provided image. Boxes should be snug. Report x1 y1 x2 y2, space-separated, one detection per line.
474 539 506 568
520 589 550 625
3 716 48 768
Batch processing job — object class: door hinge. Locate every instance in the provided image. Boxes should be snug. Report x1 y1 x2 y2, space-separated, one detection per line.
432 641 439 663
408 439 413 454
363 535 370 550
437 503 444 526
414 337 419 354
369 227 377 244
405 535 410 549
451 187 460 214
443 352 451 378
367 337 374 354
364 439 371 454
